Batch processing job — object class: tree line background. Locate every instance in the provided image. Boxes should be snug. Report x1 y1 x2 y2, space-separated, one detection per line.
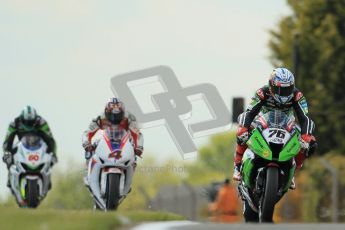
269 0 345 154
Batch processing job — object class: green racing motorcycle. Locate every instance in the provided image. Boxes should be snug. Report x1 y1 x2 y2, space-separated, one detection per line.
238 110 301 222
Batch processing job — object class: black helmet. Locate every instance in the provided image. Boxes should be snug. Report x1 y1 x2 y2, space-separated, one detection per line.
105 98 125 125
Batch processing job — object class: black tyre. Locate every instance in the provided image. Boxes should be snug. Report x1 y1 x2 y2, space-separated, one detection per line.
27 179 39 208
243 199 259 222
106 173 121 210
260 167 278 223
94 202 102 210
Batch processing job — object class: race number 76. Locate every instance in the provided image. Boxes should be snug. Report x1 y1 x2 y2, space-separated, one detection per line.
268 129 286 139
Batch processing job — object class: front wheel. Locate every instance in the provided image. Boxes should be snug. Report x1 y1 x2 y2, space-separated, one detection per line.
106 173 121 210
26 179 39 208
259 167 278 223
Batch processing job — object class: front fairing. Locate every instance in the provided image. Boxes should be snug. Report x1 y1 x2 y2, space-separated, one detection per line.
88 128 136 207
246 128 301 162
242 126 300 194
94 129 135 168
15 140 51 172
246 129 272 161
278 132 301 161
10 138 52 205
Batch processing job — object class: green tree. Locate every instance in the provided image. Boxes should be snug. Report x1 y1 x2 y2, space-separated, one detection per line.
269 0 345 154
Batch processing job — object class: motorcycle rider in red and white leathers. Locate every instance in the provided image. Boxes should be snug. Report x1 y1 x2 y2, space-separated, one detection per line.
82 98 144 176
232 68 317 189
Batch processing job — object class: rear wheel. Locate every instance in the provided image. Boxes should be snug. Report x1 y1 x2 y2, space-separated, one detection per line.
27 179 39 208
106 173 121 210
259 167 278 222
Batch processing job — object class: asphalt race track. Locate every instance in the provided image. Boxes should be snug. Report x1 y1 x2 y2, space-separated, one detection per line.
131 221 345 230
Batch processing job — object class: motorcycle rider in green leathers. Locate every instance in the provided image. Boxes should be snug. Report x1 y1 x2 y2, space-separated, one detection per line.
2 106 57 186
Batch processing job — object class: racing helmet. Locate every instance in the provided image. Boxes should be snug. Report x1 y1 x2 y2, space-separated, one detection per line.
21 105 38 126
105 97 125 125
269 67 295 104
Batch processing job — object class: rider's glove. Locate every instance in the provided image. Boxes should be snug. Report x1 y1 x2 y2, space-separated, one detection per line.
237 127 249 145
302 134 317 157
84 144 95 160
300 134 312 150
307 139 317 157
51 155 58 166
2 152 13 169
135 146 143 157
85 152 93 160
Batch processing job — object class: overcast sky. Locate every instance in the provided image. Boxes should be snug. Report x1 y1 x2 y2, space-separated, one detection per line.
0 0 291 198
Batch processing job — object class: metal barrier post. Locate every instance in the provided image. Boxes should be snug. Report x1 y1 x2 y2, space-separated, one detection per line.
319 158 339 222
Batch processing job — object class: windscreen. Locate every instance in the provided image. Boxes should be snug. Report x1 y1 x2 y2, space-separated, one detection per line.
263 110 290 130
105 126 126 143
21 134 41 150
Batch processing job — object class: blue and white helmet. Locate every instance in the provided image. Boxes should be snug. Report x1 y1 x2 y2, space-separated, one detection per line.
269 67 295 104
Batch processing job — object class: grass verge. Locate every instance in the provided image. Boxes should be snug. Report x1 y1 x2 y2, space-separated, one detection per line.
0 207 184 230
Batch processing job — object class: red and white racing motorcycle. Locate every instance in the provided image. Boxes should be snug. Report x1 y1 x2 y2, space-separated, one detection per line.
86 126 136 210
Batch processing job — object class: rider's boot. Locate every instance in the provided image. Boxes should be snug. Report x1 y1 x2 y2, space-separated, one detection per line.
83 173 89 187
133 156 137 172
47 175 52 191
6 175 10 188
232 163 242 181
232 144 246 181
18 200 27 207
289 150 306 190
83 160 90 187
289 177 296 190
